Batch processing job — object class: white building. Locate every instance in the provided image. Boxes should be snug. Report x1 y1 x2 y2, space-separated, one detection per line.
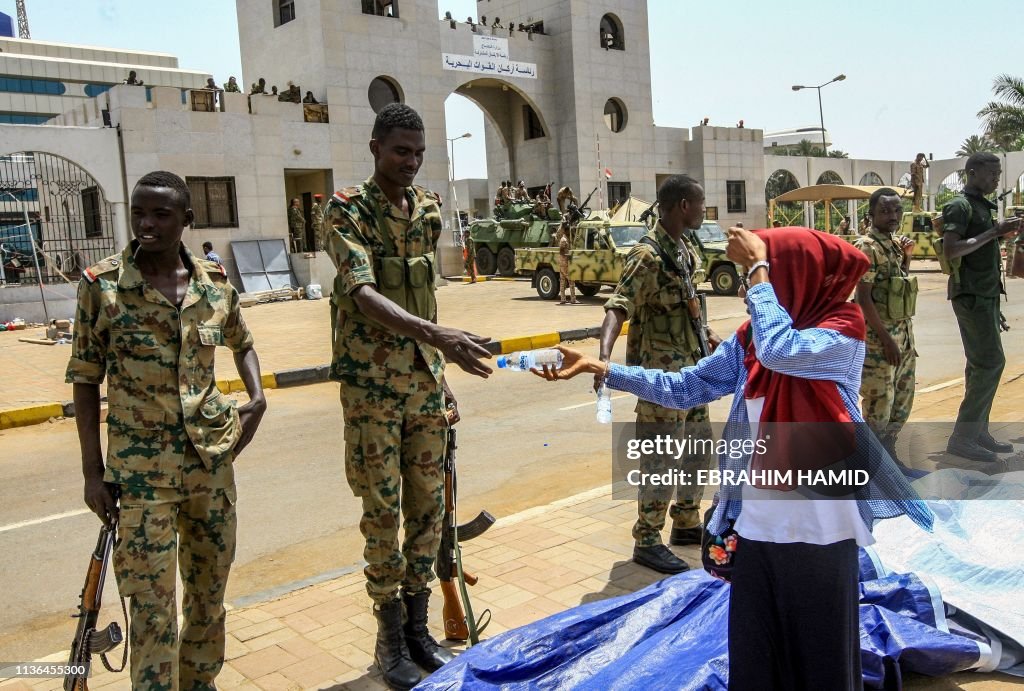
1 0 1022 322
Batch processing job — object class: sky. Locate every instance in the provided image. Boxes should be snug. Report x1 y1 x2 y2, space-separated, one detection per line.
6 0 1017 181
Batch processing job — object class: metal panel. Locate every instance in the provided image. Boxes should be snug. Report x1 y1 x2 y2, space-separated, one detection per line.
230 238 297 294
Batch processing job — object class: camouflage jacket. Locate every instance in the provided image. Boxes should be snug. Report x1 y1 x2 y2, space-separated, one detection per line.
856 227 915 329
604 222 702 371
323 176 445 386
65 243 253 489
288 206 305 231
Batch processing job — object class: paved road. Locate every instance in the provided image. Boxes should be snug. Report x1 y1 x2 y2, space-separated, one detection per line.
2 267 1024 661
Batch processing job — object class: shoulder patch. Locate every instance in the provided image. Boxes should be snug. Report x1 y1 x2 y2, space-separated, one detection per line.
331 185 364 207
197 258 227 278
415 186 441 206
82 254 121 283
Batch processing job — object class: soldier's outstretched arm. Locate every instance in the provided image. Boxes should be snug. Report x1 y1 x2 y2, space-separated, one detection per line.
73 383 117 527
233 346 267 456
597 308 626 390
351 285 493 378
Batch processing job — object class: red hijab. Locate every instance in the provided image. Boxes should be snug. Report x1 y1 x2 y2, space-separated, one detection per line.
736 227 869 479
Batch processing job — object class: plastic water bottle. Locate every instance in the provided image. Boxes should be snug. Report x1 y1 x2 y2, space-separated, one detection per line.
496 348 563 371
596 384 612 424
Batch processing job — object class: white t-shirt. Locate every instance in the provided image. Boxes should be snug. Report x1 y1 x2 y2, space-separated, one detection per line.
734 397 875 547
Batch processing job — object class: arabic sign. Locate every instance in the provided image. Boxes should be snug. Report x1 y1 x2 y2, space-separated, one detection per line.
442 34 537 79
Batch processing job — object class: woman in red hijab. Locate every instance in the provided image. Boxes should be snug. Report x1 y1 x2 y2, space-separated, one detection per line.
536 227 932 690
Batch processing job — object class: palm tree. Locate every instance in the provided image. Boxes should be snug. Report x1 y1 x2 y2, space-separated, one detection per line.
827 149 849 159
956 134 996 157
794 139 822 157
978 74 1024 151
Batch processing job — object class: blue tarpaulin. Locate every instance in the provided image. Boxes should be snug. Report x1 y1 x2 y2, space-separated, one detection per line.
419 470 1024 689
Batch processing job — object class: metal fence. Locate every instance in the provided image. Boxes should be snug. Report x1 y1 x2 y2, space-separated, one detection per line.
0 152 114 285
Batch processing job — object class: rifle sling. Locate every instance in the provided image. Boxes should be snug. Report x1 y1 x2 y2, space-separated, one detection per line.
638 236 691 281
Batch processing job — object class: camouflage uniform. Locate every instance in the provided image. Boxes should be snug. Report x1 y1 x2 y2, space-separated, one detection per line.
223 80 241 93
856 227 918 452
605 222 713 545
463 232 476 282
66 242 251 691
910 161 926 212
323 177 448 604
557 228 575 303
310 201 325 250
288 205 305 252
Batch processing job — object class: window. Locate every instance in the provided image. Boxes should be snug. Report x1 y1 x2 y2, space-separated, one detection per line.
362 0 399 18
0 112 54 125
84 84 114 97
603 98 627 133
523 105 544 140
0 76 66 95
599 14 624 50
368 76 402 113
187 177 238 229
726 181 746 213
607 181 631 204
82 187 103 238
275 0 295 26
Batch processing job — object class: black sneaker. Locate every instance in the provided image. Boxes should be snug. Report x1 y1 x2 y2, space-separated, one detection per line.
946 435 998 463
632 544 690 574
977 432 1014 454
669 525 703 546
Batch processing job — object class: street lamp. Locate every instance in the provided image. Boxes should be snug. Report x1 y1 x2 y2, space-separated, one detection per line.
446 132 472 242
791 74 846 155
0 189 49 321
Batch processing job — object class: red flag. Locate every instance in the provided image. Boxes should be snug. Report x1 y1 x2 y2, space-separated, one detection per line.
604 168 613 179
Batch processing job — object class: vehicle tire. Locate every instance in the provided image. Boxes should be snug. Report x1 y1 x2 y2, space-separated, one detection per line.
711 264 740 296
475 246 496 276
577 283 601 297
496 246 516 276
535 267 559 300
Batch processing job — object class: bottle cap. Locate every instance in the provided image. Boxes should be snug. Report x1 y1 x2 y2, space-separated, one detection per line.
496 356 509 369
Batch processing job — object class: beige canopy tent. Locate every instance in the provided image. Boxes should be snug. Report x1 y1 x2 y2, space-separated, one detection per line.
769 184 913 230
610 195 655 223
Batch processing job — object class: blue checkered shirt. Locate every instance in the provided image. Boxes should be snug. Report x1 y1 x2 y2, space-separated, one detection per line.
606 281 933 536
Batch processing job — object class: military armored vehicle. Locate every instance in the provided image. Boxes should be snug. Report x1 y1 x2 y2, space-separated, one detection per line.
468 200 563 276
691 221 744 296
514 218 647 299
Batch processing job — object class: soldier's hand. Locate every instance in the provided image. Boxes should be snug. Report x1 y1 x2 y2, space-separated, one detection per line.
996 216 1023 237
899 236 915 256
84 474 118 527
444 387 460 425
434 327 493 378
235 397 268 457
532 345 603 381
708 328 724 352
882 334 901 367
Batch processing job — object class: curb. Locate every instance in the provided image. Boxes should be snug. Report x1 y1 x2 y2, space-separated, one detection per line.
0 324 625 430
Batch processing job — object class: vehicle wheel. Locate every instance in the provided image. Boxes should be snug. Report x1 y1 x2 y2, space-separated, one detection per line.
577 283 601 297
496 246 516 276
711 264 739 296
536 267 559 300
475 246 496 276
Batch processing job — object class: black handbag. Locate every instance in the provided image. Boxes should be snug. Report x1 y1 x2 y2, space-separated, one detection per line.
701 504 738 582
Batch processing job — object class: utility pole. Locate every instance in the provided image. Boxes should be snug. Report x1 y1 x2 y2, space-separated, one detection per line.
16 0 31 39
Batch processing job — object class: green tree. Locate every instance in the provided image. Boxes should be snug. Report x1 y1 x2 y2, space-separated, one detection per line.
827 149 849 158
794 139 822 157
956 134 997 157
978 74 1024 152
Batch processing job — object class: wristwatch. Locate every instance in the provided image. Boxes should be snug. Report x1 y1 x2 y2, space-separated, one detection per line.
746 260 770 282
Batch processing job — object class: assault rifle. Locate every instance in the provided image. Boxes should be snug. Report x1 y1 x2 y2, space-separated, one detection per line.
564 186 599 226
438 424 495 644
638 232 711 359
637 200 658 226
64 519 127 691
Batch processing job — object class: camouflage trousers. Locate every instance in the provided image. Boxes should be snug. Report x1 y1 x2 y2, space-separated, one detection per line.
861 320 916 450
464 251 477 282
633 401 713 547
340 370 447 603
114 445 237 691
558 255 575 301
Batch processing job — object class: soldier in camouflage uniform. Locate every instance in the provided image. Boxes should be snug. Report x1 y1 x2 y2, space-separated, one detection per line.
323 103 492 691
310 193 326 250
597 174 716 575
288 197 306 252
855 188 917 460
223 76 241 93
462 229 477 283
557 222 577 304
67 171 267 691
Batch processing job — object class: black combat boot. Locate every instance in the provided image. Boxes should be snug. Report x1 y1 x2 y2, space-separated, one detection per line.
402 590 455 672
373 599 421 690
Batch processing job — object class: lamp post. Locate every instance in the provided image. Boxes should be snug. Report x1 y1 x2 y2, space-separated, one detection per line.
446 132 472 244
791 74 846 155
1 189 49 321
